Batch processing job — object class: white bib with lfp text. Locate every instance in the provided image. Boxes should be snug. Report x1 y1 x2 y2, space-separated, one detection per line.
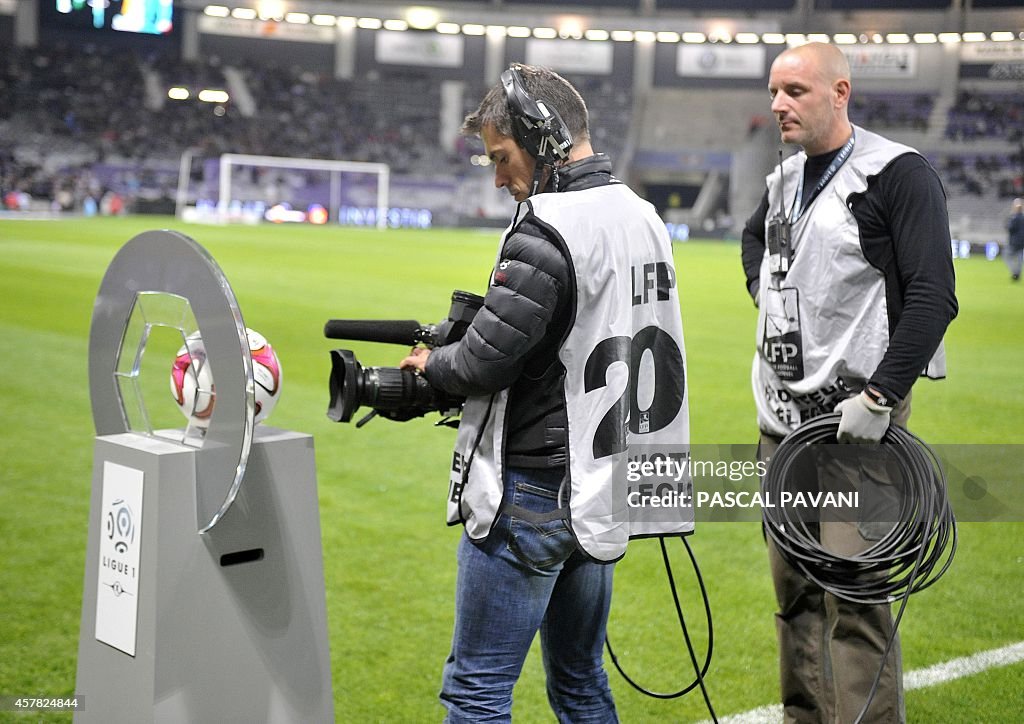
447 184 691 562
753 125 946 437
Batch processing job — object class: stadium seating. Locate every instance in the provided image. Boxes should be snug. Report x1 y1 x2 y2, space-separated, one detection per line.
2 38 1022 239
0 41 645 216
848 92 935 132
946 89 1024 143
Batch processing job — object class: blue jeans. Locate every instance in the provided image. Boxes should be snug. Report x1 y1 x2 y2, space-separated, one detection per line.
440 467 618 723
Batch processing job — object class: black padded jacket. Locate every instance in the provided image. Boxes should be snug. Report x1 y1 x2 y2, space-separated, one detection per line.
423 153 618 468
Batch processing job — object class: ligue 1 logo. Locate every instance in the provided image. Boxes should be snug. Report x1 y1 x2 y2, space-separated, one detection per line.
105 498 135 555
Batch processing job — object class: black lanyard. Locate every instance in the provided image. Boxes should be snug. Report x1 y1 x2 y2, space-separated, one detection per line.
788 132 855 224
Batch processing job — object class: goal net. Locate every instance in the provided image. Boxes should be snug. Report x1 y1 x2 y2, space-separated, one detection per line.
175 152 390 229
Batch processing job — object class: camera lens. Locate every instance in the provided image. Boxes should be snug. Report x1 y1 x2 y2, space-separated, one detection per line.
328 349 452 423
327 349 361 422
365 367 437 410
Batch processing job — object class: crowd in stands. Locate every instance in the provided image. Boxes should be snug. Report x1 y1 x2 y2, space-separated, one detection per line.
848 92 933 132
938 150 1024 199
946 89 1024 143
0 42 632 214
0 41 1020 223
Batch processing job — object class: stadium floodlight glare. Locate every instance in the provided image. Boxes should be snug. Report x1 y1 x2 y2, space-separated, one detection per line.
708 21 734 43
461 24 486 36
962 31 986 42
833 33 858 44
990 31 1015 42
735 32 760 44
634 30 657 43
611 30 634 42
285 13 310 25
585 29 610 41
384 19 408 31
256 0 285 22
204 5 230 18
231 8 256 20
406 7 439 30
507 26 531 37
762 33 786 44
357 17 383 29
871 33 884 43
657 31 680 43
913 33 938 43
559 20 584 39
168 87 190 101
938 32 961 43
533 27 557 39
886 33 911 44
785 33 808 46
337 16 356 29
312 14 336 27
436 22 460 34
486 25 507 38
807 33 830 43
198 90 230 103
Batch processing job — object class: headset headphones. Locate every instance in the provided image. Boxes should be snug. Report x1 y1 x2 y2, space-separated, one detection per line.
500 65 573 166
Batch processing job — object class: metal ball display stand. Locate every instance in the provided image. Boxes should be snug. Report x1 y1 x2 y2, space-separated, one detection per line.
74 231 334 723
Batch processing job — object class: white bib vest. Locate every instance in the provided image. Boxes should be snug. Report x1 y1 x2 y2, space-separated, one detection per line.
753 126 946 437
447 183 691 562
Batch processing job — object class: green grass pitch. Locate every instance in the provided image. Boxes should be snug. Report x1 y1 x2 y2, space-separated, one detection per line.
1 216 1022 722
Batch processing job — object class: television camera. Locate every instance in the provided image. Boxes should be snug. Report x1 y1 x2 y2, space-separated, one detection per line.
325 290 483 427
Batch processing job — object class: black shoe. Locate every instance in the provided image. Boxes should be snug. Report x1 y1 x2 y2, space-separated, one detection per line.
1014 274 1021 282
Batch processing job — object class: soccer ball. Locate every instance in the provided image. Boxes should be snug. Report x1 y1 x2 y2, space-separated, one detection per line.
169 332 215 428
169 328 283 428
247 328 283 424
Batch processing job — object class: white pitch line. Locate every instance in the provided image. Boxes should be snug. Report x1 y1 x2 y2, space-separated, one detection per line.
903 640 1024 690
701 640 1024 724
707 704 782 724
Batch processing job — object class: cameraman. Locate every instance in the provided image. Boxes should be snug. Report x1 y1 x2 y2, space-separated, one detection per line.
400 64 688 722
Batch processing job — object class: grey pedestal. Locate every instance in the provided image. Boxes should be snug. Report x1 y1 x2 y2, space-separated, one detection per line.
74 426 334 723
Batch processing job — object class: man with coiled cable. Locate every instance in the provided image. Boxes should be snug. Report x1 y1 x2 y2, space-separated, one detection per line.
741 43 957 723
400 64 689 721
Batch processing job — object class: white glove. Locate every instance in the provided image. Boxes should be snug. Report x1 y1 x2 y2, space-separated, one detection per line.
835 391 892 444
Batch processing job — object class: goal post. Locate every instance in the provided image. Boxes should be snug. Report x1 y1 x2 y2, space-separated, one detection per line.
176 151 390 228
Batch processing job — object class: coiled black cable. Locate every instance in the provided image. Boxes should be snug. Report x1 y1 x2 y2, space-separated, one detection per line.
762 413 957 605
761 413 957 722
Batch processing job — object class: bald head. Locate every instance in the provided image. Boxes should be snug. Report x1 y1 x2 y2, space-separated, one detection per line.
768 42 854 155
774 42 851 87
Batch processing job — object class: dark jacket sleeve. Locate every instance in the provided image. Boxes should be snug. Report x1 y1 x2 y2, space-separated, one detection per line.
741 190 770 302
858 154 958 399
422 217 569 397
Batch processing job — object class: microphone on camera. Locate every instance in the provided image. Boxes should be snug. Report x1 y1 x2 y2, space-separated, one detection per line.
323 319 427 346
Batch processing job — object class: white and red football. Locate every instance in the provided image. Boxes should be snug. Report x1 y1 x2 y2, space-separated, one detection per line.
169 328 282 427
